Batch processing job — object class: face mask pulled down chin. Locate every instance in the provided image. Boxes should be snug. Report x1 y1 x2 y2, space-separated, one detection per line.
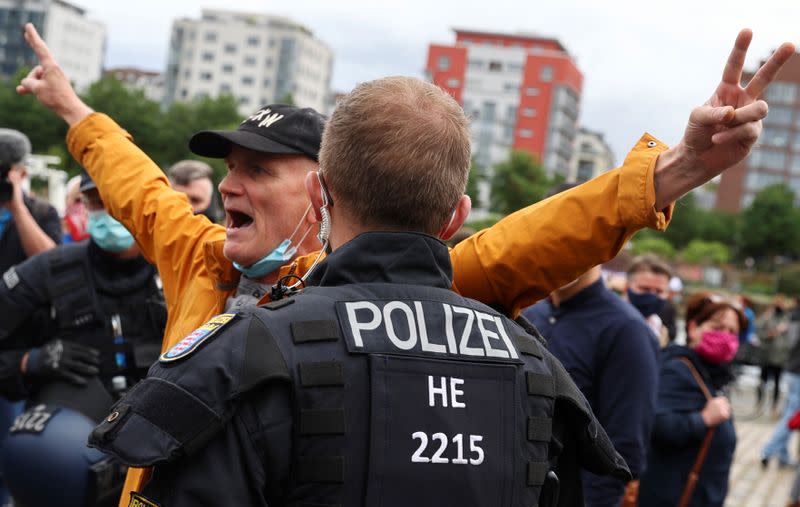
87 210 135 253
233 205 314 279
695 330 739 364
627 289 666 318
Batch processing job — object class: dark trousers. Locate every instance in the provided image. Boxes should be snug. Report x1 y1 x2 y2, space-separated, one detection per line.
760 365 784 409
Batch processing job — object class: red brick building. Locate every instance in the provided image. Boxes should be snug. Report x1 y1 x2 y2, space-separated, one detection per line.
426 28 583 179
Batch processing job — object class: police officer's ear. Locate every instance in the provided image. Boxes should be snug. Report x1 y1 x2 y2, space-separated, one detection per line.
305 170 329 223
438 195 471 241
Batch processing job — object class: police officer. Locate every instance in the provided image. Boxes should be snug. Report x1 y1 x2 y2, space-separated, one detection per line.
89 77 630 507
0 174 166 507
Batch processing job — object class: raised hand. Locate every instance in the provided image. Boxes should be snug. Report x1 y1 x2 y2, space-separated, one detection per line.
16 23 93 126
654 30 795 209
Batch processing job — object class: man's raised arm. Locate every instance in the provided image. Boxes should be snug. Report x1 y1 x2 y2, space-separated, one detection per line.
450 29 794 317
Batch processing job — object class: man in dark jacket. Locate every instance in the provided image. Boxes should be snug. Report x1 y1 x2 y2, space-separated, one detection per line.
89 76 631 507
524 262 659 507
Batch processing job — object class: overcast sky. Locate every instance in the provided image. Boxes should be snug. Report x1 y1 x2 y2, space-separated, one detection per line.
72 0 800 162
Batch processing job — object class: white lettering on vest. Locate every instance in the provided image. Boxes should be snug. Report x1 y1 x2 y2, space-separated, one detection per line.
416 301 446 354
476 311 510 359
453 306 484 357
383 301 417 350
345 301 381 347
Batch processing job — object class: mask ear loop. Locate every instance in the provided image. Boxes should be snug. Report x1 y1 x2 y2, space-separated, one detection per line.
274 172 332 297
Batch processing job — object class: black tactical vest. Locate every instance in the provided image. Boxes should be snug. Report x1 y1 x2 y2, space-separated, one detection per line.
92 282 564 507
44 242 166 390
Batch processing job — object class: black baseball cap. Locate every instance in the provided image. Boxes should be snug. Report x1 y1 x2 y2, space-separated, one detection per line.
79 172 96 192
189 104 326 161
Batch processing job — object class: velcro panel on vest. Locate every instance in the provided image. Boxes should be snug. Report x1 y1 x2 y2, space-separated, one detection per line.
296 456 344 483
299 409 345 435
526 372 556 398
527 416 553 442
527 462 550 486
299 361 344 387
88 377 223 466
241 317 291 392
514 334 543 359
291 320 341 344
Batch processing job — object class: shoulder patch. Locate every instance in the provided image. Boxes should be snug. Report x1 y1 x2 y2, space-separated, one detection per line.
128 492 161 507
2 267 19 290
160 313 237 363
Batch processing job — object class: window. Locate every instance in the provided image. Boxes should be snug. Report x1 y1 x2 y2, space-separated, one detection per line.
265 58 274 67
242 76 254 85
438 55 450 71
519 129 533 138
766 82 797 104
488 61 502 72
183 69 191 78
446 78 460 88
481 101 496 123
791 155 800 174
525 87 540 96
522 107 537 117
507 62 523 72
224 43 236 54
247 36 260 47
202 52 214 62
750 149 786 170
200 72 212 80
239 96 250 105
222 64 233 73
761 128 790 147
540 65 554 82
263 78 272 87
506 105 517 120
577 160 595 182
244 56 257 66
767 105 792 125
269 38 276 48
204 32 217 42
220 83 231 93
503 82 517 93
180 88 188 98
468 59 482 70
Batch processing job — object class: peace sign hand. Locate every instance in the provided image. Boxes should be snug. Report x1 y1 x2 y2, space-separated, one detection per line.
16 23 93 126
654 30 795 209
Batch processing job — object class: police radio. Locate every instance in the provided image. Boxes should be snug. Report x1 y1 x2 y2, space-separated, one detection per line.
0 162 12 202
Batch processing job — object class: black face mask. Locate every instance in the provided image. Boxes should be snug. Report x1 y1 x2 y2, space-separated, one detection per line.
627 289 666 318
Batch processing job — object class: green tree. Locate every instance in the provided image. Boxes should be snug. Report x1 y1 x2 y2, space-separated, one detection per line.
680 240 731 265
489 150 555 215
740 184 800 259
777 265 800 295
0 68 68 158
279 93 295 106
631 236 676 259
466 158 484 208
698 209 739 248
662 193 703 249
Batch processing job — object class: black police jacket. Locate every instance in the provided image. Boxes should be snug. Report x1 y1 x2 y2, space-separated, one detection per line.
0 239 166 401
90 232 630 507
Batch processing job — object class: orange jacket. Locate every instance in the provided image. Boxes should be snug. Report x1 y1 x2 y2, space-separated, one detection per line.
66 113 672 504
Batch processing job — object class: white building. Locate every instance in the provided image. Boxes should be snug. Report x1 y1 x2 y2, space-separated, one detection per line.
164 9 333 115
0 0 105 91
567 128 615 183
106 67 165 104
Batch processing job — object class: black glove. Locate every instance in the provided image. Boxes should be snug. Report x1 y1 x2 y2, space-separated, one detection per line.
25 339 100 386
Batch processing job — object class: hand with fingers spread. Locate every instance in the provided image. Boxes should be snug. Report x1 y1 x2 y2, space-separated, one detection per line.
22 339 101 386
653 29 796 209
16 23 93 126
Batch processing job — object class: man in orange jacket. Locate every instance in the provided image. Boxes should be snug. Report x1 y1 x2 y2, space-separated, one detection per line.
16 23 794 506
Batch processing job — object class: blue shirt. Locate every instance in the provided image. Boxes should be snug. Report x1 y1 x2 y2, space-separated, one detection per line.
523 278 659 507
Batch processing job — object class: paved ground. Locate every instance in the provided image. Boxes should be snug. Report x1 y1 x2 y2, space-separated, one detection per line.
725 367 797 507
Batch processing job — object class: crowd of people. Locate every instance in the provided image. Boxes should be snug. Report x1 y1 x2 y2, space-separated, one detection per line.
0 21 796 507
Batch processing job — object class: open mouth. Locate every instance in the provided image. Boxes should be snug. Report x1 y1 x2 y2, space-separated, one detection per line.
227 210 254 230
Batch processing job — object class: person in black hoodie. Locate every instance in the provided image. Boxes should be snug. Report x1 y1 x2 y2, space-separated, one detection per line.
638 292 747 507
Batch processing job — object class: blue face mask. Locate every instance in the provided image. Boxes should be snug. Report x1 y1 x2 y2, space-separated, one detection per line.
627 289 666 318
233 205 315 279
87 210 135 253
